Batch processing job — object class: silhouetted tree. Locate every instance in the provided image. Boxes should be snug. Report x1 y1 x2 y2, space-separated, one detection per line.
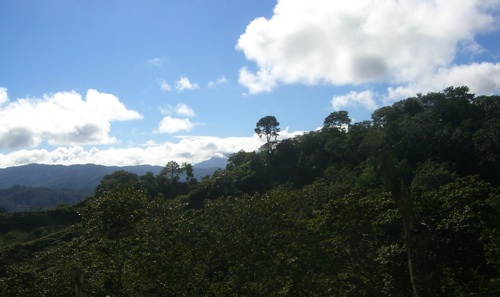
255 116 280 153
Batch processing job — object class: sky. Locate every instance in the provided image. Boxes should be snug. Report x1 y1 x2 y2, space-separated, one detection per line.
0 0 499 168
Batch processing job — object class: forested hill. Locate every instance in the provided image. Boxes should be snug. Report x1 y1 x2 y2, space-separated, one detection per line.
0 157 227 189
0 164 161 189
0 158 226 211
0 87 498 297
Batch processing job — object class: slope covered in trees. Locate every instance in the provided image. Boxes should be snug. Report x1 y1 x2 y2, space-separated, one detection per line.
0 159 225 211
0 87 498 296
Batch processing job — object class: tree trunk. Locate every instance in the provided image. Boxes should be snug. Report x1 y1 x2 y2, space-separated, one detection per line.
380 149 433 297
72 266 87 297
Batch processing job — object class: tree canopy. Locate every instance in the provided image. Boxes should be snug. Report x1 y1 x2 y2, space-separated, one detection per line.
323 110 351 129
255 115 280 153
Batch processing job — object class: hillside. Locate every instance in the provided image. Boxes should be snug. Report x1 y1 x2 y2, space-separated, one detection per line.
0 88 498 297
0 157 227 189
0 157 227 211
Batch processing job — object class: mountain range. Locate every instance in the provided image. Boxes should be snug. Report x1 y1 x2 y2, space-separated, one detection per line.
0 157 227 189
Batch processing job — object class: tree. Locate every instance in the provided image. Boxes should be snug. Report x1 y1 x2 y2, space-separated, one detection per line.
323 110 351 130
95 170 140 194
379 146 433 297
157 161 195 198
139 172 159 199
182 162 195 183
80 186 149 296
255 116 280 153
160 161 183 183
415 176 500 296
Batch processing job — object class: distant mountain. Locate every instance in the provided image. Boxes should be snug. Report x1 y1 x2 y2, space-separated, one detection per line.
0 164 161 190
0 157 228 190
194 156 228 169
0 157 228 211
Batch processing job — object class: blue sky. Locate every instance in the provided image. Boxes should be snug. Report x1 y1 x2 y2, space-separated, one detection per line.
0 0 499 167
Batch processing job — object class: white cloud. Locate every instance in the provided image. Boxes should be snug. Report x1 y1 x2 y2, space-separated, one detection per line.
157 103 197 134
436 62 500 94
142 140 159 147
85 89 142 121
0 129 307 168
175 76 199 92
0 87 8 105
238 67 277 95
237 0 499 94
160 103 196 117
386 62 500 102
0 89 142 149
160 77 200 92
174 103 195 117
208 76 228 89
277 127 305 140
147 57 165 67
331 90 378 111
157 116 197 134
159 78 172 92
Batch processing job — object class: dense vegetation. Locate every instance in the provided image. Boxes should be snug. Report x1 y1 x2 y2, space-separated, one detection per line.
0 86 498 296
0 163 221 211
0 186 92 212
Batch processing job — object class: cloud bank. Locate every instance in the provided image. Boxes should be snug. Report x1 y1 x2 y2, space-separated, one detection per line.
0 89 142 149
0 86 304 168
0 128 304 168
237 0 500 104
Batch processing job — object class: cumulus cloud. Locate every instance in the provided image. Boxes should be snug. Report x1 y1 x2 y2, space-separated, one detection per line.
0 89 142 149
237 0 500 96
385 62 500 102
175 76 199 92
157 116 196 134
239 68 277 95
157 103 198 134
331 90 378 111
435 63 500 94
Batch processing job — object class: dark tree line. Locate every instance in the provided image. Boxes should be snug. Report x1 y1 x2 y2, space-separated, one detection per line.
95 160 195 200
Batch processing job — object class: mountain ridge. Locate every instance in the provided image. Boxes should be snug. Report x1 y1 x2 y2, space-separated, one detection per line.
0 156 228 190
0 157 228 211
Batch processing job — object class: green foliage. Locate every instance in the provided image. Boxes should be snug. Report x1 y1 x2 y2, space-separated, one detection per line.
159 160 183 183
95 170 140 194
415 176 500 295
312 191 409 296
0 185 91 212
255 115 280 153
197 190 334 295
83 186 148 239
323 110 351 129
1 87 499 296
